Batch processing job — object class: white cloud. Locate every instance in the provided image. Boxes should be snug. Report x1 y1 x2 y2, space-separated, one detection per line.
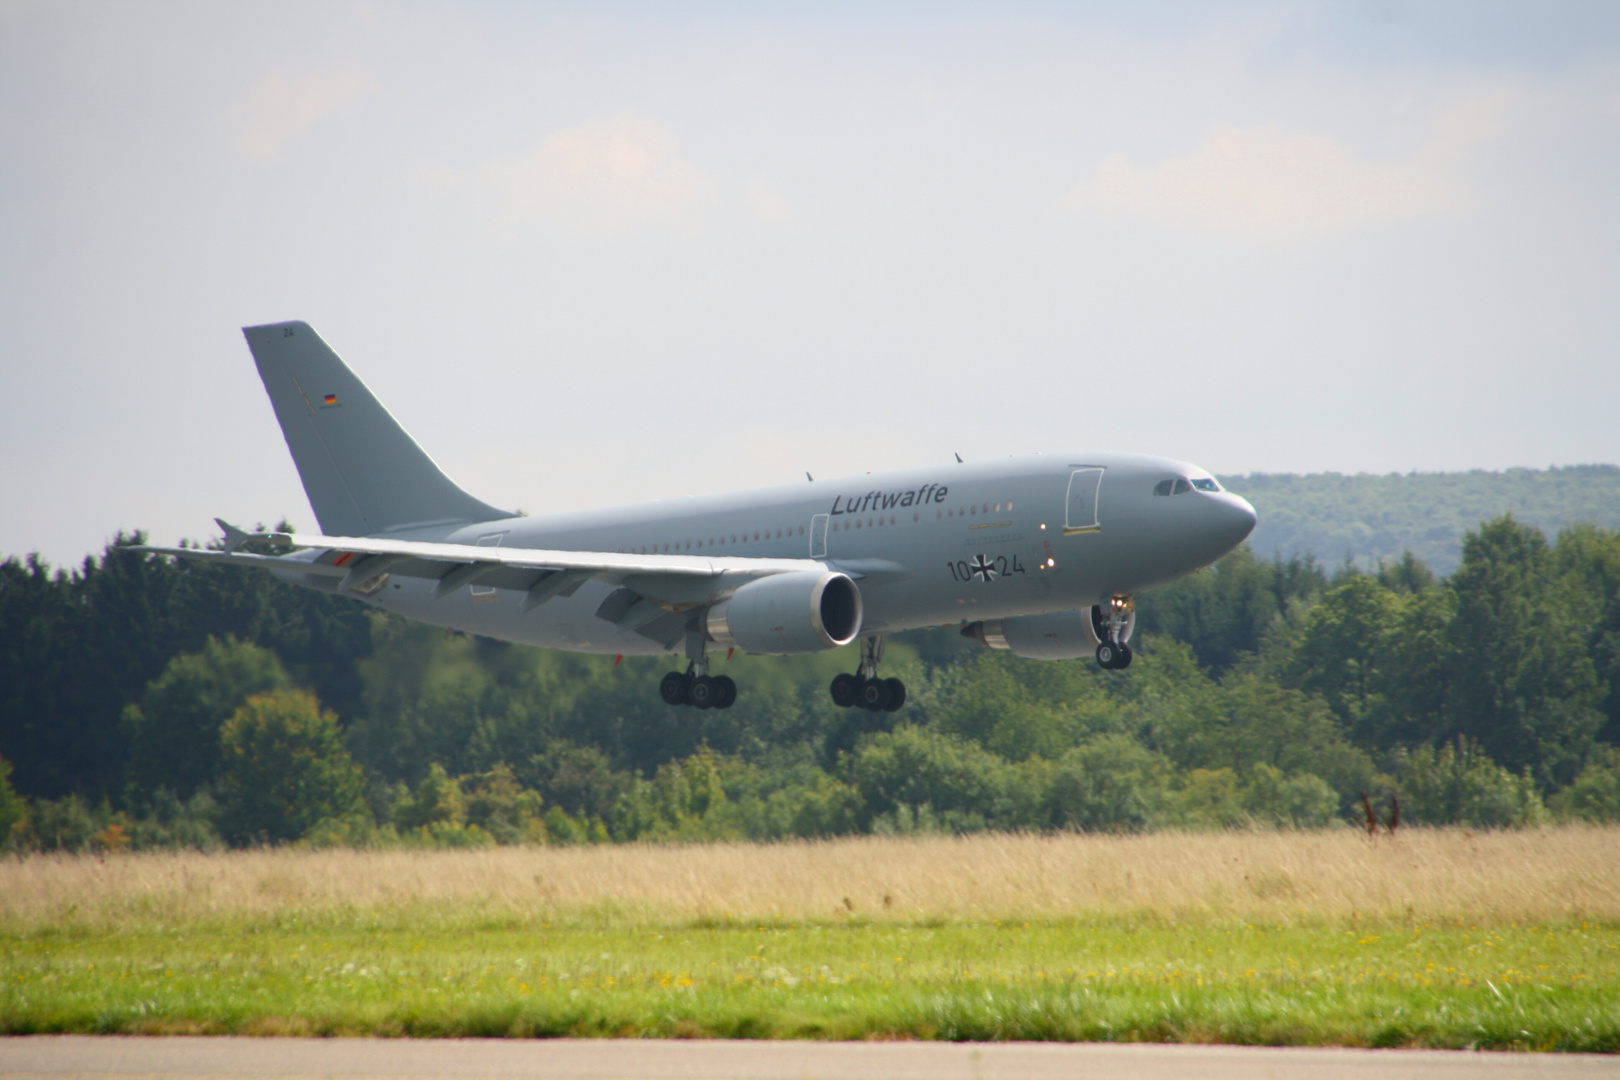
742 177 790 223
486 115 711 233
232 70 370 159
1069 123 1457 233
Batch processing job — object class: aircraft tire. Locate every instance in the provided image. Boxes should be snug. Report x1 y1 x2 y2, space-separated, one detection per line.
689 675 717 710
882 677 906 711
830 673 859 708
713 675 737 710
858 677 889 712
660 671 691 706
1115 643 1134 669
1095 642 1118 669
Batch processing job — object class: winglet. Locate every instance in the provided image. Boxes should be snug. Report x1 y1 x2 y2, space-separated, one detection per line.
215 518 295 553
215 518 251 553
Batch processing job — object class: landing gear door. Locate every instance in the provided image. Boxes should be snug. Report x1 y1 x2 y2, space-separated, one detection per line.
1064 468 1104 535
809 514 830 559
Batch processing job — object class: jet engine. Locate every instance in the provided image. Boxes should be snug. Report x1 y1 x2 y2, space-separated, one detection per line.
705 571 862 655
962 604 1135 661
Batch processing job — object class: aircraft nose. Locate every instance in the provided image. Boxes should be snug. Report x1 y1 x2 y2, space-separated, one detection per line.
1217 493 1258 548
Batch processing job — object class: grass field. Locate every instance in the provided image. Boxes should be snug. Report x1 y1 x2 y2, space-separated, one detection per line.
3 829 1618 1050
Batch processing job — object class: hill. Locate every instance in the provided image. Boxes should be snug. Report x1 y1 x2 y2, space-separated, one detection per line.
1219 465 1620 576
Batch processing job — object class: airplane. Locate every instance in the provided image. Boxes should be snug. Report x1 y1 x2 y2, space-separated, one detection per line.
131 322 1257 712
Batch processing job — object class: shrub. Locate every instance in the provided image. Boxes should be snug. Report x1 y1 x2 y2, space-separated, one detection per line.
216 691 367 845
1044 735 1168 832
850 726 1015 830
1397 737 1550 827
1549 752 1620 823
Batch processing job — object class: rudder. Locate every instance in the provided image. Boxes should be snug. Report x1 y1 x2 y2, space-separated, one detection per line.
243 321 511 536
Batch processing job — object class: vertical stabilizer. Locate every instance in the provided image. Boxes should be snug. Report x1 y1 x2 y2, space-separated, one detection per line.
243 321 511 536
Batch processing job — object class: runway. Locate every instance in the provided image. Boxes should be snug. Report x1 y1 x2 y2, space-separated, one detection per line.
0 1037 1613 1080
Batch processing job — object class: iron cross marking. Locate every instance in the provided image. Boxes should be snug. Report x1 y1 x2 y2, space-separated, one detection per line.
970 554 996 582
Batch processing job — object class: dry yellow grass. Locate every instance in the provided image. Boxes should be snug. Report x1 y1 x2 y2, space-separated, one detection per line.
4 826 1617 930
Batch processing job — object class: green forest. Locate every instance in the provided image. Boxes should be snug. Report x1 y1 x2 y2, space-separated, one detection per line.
4 467 1620 851
1224 464 1620 575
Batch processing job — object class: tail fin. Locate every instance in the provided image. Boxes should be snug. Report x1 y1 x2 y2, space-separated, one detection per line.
243 321 511 536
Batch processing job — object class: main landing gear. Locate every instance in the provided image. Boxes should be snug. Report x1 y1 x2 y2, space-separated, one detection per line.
1094 596 1134 670
660 631 737 710
829 635 906 712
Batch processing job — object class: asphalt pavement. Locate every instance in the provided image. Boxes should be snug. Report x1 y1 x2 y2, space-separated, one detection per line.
1 1037 1615 1080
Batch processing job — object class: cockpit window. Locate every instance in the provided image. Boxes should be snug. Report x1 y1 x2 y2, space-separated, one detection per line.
1191 478 1220 492
1152 479 1173 496
1172 478 1192 495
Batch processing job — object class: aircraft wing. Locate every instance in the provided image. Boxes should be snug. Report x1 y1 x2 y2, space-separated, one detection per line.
126 531 831 613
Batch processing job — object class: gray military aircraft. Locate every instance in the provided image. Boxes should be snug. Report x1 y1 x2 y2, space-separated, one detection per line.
133 322 1256 712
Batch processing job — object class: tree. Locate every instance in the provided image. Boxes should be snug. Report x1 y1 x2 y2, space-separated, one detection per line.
1372 584 1458 749
1289 575 1400 731
1551 525 1620 746
121 636 290 801
216 691 366 845
1445 517 1604 788
1135 546 1326 673
0 756 26 850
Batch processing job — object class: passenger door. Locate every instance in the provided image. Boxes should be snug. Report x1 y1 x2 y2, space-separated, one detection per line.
809 514 830 558
1064 468 1104 535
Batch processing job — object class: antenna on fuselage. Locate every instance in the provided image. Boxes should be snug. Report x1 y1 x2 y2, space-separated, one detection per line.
806 472 814 482
954 452 963 463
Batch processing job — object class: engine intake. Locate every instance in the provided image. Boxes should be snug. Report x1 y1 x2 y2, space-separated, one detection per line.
962 604 1134 661
705 571 862 655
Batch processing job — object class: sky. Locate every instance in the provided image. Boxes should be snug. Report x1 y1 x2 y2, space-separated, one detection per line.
2 0 1617 569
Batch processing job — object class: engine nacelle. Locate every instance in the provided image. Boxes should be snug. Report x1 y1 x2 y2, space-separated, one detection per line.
962 604 1135 661
704 571 862 655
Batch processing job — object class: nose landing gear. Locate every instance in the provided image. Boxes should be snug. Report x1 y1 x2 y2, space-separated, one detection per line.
660 631 737 710
1093 595 1134 670
830 635 906 711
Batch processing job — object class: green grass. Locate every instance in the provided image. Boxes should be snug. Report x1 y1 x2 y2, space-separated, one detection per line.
4 911 1617 1050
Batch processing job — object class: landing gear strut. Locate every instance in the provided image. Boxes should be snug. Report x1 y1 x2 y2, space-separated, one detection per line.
830 634 905 711
1094 595 1134 670
660 631 736 709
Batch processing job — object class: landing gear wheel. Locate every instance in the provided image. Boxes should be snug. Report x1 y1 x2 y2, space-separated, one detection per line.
1115 642 1133 669
659 671 691 706
830 672 859 708
712 675 737 710
882 677 906 712
1096 642 1119 669
689 675 717 710
859 677 890 712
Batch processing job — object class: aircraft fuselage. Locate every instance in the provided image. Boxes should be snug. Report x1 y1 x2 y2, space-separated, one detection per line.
322 452 1255 656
